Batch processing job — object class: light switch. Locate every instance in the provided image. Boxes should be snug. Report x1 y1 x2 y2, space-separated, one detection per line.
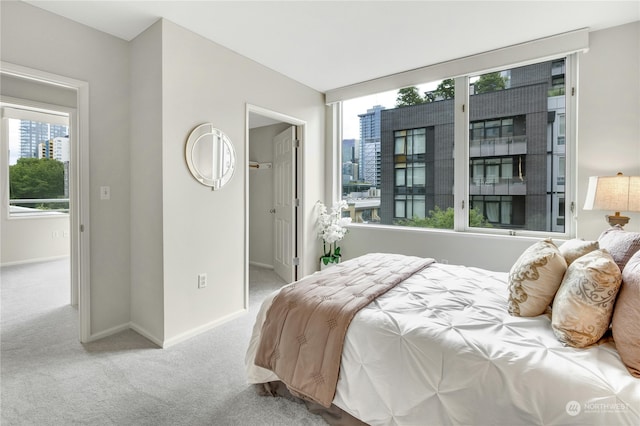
100 186 111 200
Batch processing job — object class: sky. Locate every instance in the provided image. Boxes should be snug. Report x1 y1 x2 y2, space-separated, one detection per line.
8 119 20 165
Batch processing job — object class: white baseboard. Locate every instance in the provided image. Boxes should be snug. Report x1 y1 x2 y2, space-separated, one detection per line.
87 322 130 343
1 255 70 268
129 322 163 347
249 261 274 269
84 313 247 349
161 308 248 348
87 321 162 347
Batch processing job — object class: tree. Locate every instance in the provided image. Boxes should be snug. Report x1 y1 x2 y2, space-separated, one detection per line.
474 72 507 94
394 206 491 229
9 158 64 200
425 78 455 102
396 87 425 107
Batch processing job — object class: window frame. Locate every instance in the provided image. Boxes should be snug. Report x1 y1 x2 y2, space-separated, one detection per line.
335 53 578 239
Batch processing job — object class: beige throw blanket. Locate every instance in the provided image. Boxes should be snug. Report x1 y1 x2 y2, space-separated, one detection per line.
254 253 434 407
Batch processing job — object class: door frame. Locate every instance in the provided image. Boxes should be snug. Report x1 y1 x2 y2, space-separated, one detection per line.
1 61 91 343
245 104 304 307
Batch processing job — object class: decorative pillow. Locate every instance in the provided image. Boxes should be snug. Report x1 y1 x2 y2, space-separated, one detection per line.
508 239 567 317
612 250 640 377
597 225 640 271
558 238 599 266
551 249 622 348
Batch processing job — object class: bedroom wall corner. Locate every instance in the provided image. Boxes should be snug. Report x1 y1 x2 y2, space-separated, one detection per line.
129 20 165 344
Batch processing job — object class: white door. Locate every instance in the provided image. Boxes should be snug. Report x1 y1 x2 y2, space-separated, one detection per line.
273 126 297 282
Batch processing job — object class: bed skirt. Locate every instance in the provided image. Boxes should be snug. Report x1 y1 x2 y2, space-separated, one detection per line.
255 381 368 426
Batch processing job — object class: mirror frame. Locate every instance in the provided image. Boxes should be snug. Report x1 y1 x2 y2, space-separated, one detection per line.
185 123 236 190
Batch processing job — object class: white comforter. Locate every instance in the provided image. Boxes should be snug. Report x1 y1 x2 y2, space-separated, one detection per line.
246 262 640 425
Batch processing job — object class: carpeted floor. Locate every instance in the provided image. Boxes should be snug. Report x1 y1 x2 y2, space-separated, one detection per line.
0 258 327 425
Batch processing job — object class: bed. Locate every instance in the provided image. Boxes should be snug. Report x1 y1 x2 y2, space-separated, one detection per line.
245 249 640 425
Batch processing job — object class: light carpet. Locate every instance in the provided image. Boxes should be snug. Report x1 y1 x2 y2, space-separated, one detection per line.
0 258 327 425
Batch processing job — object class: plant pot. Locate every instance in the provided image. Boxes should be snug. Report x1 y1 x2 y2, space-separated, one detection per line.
320 258 340 271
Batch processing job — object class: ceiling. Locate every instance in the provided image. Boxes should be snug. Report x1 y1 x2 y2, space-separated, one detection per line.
24 1 640 93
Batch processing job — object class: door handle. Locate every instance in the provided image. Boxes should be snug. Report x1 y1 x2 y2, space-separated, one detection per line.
269 208 276 214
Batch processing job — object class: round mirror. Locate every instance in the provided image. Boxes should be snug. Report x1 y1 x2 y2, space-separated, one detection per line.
185 123 236 190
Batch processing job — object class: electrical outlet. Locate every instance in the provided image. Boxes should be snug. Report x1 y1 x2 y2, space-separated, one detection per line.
198 273 207 289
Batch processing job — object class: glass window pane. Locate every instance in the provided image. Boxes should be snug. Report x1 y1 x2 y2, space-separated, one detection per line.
469 58 566 232
413 196 426 219
413 132 426 154
486 202 499 222
501 199 512 224
501 159 513 178
486 164 499 183
394 137 405 154
340 56 569 235
395 168 405 186
341 79 454 230
6 113 70 217
412 165 425 186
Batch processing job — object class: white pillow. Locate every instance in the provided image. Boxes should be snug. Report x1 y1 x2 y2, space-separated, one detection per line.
508 239 567 317
558 238 599 266
552 249 622 348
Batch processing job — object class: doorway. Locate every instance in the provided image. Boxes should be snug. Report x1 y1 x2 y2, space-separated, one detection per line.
0 62 90 342
246 105 304 293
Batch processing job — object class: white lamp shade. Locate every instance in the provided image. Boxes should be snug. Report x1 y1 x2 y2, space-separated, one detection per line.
584 175 640 212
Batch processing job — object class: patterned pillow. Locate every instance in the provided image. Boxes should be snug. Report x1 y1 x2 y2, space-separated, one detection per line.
558 239 599 266
612 250 640 377
508 239 567 317
598 225 640 271
552 249 622 348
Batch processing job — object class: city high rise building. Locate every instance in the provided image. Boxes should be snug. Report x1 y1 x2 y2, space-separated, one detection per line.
358 105 384 187
38 136 70 162
20 120 68 159
341 138 359 191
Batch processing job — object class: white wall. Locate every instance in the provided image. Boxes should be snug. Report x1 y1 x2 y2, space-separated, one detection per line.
340 21 640 272
249 123 290 268
1 1 131 334
129 21 165 344
0 215 70 265
137 20 325 345
576 21 640 239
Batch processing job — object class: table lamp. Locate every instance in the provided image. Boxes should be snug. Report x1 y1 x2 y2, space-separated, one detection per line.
583 172 640 227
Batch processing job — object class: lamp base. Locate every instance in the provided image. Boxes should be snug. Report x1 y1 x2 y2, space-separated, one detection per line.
606 214 630 227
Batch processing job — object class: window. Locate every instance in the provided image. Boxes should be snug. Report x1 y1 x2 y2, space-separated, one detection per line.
340 55 573 236
2 105 70 217
557 114 566 145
